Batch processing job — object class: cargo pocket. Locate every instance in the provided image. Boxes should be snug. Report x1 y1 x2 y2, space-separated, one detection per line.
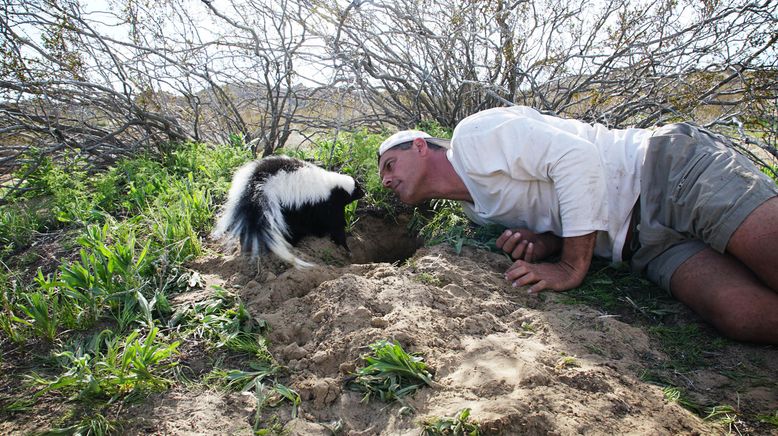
670 152 716 203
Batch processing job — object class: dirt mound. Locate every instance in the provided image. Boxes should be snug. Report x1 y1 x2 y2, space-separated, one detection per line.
130 214 778 435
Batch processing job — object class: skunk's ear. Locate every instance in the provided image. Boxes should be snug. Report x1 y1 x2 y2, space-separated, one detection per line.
351 181 365 201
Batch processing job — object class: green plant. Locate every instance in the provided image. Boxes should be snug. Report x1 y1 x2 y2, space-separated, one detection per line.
0 204 40 257
555 354 579 370
18 289 60 341
649 324 720 372
757 410 778 426
45 412 118 436
411 200 505 253
662 386 702 414
414 272 442 287
169 287 270 358
346 340 434 403
31 327 179 400
421 408 480 436
213 362 279 392
703 404 739 427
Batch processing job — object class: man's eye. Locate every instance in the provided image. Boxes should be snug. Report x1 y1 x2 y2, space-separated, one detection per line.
387 162 393 170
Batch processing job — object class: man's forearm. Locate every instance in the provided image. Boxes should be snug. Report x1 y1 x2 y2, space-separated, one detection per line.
504 231 597 292
557 232 597 288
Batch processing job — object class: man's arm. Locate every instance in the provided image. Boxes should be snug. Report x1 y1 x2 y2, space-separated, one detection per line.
504 232 596 293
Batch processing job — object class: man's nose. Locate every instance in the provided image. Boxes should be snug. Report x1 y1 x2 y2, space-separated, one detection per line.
382 175 392 187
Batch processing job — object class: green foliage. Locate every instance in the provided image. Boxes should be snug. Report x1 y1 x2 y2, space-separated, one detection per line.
169 287 271 359
211 361 279 392
30 327 179 400
411 200 505 253
346 340 433 404
662 386 702 414
0 141 265 433
421 408 480 436
0 204 40 257
3 141 249 340
24 151 99 224
757 410 778 426
649 324 723 371
415 120 452 139
18 288 60 342
762 164 778 183
44 412 118 436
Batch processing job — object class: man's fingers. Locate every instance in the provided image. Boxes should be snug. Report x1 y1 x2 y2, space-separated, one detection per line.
528 280 548 294
496 230 512 249
511 240 529 260
526 242 535 263
505 259 528 276
498 230 529 259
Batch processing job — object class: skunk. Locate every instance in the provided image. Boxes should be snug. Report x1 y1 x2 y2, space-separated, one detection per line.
212 155 363 268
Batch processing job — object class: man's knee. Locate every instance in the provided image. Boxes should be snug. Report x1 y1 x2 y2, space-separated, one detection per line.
727 196 778 291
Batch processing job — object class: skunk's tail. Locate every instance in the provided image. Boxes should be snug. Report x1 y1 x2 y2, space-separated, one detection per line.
211 161 313 269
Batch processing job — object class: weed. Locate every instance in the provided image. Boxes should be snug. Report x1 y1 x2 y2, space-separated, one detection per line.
649 324 719 371
45 412 118 435
0 204 40 257
555 354 579 370
18 289 60 342
662 386 702 414
346 340 434 404
757 410 778 426
703 404 740 427
213 361 280 392
421 408 480 436
518 321 536 337
169 287 270 359
411 200 505 254
30 327 179 400
414 272 442 287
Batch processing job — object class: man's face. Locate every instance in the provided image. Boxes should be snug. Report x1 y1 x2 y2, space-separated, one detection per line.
378 145 425 205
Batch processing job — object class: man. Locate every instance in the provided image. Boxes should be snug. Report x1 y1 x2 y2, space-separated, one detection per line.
378 105 778 343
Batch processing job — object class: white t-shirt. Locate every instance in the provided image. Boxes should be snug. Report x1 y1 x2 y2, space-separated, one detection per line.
447 106 651 262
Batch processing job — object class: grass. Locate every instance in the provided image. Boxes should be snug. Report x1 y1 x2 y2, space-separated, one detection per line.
555 354 580 370
46 412 119 436
346 340 434 405
420 408 481 435
0 140 259 432
661 386 704 415
757 411 778 426
410 200 506 254
661 387 750 433
168 286 271 359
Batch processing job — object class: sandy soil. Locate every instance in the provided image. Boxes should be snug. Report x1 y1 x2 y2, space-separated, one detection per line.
118 214 778 435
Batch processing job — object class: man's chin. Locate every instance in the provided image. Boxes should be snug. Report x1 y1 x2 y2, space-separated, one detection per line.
398 194 424 205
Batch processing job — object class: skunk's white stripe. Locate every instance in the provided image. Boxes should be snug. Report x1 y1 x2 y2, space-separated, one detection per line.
263 164 356 209
211 160 259 239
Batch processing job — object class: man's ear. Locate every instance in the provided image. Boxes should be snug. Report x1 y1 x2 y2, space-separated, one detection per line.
413 137 428 155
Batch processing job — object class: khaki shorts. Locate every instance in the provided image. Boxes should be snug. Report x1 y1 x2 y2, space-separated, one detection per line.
630 123 778 292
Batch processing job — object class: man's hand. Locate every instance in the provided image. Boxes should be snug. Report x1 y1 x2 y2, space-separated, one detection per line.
504 232 596 294
496 228 562 262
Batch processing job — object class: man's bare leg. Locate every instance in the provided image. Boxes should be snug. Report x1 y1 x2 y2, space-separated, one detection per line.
670 248 778 344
